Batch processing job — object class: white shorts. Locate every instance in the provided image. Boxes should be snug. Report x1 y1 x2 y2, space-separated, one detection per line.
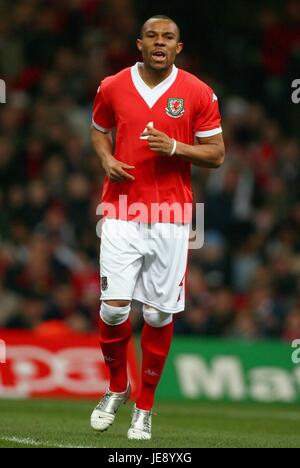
100 219 190 313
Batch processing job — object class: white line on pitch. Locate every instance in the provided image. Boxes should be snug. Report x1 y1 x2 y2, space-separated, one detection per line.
0 436 95 449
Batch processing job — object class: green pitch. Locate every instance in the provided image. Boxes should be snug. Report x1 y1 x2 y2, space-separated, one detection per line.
0 399 299 448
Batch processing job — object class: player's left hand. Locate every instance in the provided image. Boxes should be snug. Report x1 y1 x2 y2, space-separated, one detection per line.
141 125 175 156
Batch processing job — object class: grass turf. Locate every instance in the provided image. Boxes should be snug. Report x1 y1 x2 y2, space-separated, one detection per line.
0 399 299 448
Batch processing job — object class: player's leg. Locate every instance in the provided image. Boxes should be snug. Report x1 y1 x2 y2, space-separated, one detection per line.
127 305 173 440
100 299 132 393
91 220 143 432
91 299 132 432
129 223 189 439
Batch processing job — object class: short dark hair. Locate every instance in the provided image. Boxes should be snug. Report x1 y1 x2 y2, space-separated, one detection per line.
140 15 181 41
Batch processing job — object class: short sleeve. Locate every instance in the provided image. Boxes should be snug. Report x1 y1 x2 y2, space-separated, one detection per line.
193 85 222 138
92 84 116 133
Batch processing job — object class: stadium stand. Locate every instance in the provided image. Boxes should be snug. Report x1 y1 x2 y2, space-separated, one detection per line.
0 0 300 340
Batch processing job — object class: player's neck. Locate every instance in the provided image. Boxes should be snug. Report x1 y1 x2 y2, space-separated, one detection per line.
138 63 174 89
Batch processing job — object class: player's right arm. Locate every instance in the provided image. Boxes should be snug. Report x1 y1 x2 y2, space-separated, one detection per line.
91 83 135 182
91 128 135 182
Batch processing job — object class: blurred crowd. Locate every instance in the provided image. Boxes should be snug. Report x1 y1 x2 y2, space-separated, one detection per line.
0 0 300 340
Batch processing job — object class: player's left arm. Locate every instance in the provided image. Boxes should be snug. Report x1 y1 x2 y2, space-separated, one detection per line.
175 133 225 168
141 126 225 168
142 82 225 168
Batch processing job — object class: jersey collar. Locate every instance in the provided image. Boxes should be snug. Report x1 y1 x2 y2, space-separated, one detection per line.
131 62 178 109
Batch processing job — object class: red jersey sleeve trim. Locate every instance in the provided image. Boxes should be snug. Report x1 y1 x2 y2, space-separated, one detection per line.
92 82 116 131
92 119 112 133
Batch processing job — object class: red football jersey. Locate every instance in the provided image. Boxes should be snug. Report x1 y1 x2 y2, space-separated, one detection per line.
92 63 222 223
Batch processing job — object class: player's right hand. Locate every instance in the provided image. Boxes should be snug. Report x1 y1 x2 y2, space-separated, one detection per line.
103 156 135 182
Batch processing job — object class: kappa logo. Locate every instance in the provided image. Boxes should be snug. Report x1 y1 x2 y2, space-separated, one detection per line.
103 355 116 362
101 276 108 291
177 275 185 302
144 369 160 377
166 98 184 118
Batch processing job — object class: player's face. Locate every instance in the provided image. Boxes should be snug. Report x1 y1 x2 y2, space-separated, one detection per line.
137 20 183 71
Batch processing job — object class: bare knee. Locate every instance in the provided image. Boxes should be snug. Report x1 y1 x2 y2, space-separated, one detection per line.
104 300 131 307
